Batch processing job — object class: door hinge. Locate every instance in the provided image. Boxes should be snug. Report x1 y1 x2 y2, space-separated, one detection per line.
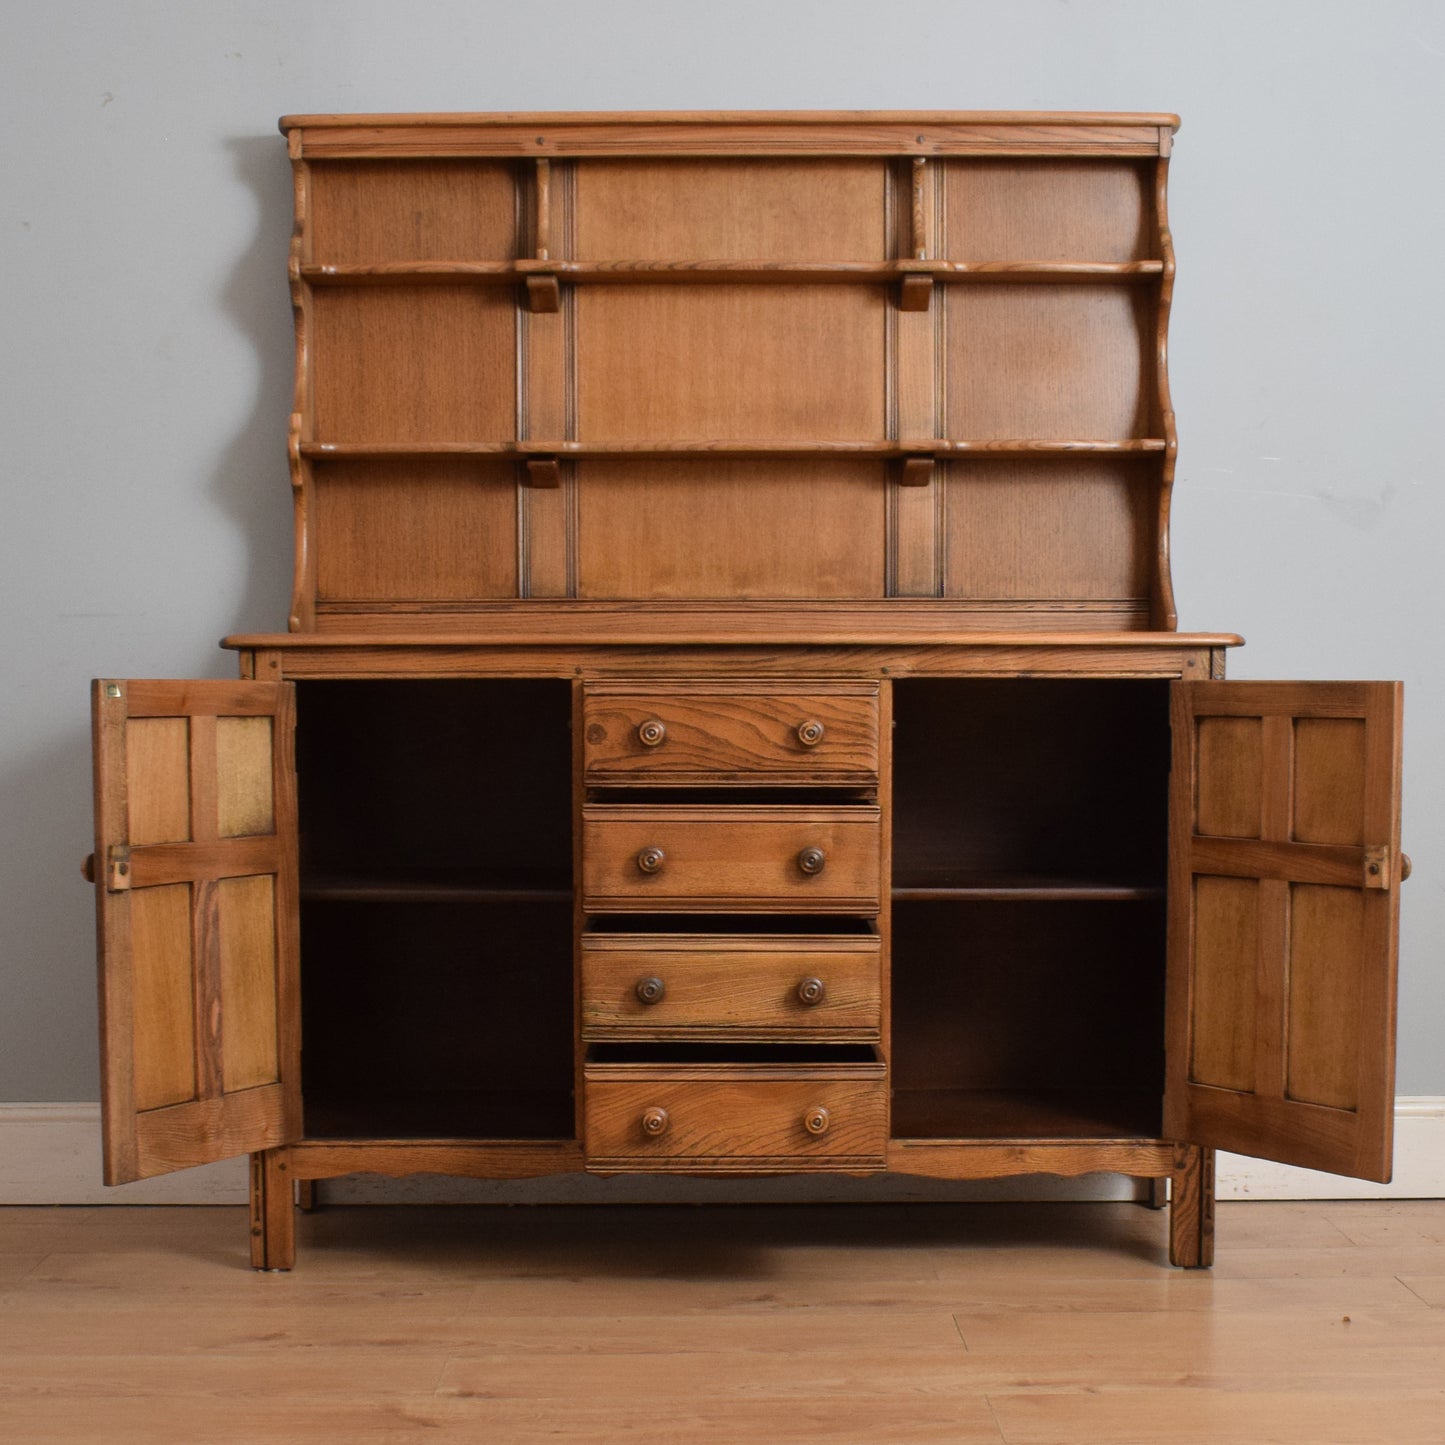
1363 845 1392 890
106 844 132 892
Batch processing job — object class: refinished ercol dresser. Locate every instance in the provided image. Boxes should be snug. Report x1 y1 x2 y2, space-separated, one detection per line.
88 111 1406 1268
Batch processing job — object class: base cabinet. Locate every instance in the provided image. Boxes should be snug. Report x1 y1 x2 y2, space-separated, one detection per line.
89 662 1403 1269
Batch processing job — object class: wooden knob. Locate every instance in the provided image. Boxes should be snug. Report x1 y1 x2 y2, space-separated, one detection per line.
803 1106 830 1136
81 853 96 884
640 1107 670 1137
796 977 827 1007
1401 852 1413 881
635 976 666 1005
637 718 667 747
636 847 666 875
796 719 826 748
797 846 826 876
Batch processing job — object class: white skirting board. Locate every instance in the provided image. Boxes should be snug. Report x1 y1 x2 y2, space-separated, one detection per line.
2 1099 1441 1206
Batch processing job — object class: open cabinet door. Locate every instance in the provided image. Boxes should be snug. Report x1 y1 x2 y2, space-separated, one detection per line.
91 680 302 1183
1165 681 1403 1182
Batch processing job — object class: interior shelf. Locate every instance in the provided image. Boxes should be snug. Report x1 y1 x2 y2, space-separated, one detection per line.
299 259 1165 287
891 1088 1164 1141
891 871 1164 902
300 870 572 904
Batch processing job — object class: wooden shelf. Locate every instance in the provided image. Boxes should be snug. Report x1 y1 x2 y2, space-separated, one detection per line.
299 259 1165 287
301 870 572 904
892 871 1163 902
300 439 1168 462
891 1088 1164 1141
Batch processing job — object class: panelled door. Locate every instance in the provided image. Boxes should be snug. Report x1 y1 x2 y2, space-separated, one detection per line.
1165 680 1403 1182
91 680 302 1183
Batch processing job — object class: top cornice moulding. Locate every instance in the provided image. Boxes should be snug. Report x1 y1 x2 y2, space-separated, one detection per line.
279 110 1181 130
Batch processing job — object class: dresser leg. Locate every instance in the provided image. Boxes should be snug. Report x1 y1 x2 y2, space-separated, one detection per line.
1139 1175 1170 1209
1168 1144 1216 1268
249 1149 296 1271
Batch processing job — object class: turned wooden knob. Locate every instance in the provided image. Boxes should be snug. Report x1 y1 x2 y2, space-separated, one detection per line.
637 718 667 747
1401 852 1413 881
636 847 666 875
796 719 826 747
796 977 827 1006
803 1106 830 1136
640 1106 670 1137
797 846 826 876
81 853 96 884
635 976 666 1005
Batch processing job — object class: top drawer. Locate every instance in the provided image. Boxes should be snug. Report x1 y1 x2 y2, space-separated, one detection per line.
584 682 879 784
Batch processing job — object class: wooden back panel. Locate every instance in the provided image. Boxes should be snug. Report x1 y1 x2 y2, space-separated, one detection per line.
284 113 1178 632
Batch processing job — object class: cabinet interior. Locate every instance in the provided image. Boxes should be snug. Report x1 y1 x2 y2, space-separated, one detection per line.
890 679 1170 1139
294 679 575 1140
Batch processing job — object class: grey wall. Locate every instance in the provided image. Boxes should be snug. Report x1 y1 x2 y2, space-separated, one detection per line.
2 0 1441 1099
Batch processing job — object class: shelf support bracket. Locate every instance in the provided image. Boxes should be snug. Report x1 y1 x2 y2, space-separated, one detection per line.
524 457 562 489
525 274 561 313
899 275 933 312
898 457 934 488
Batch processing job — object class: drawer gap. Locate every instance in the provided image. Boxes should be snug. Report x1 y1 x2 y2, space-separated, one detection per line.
588 1042 881 1067
585 914 877 936
586 786 876 806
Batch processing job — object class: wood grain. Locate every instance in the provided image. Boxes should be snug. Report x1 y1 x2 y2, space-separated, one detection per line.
574 158 888 261
215 715 275 837
92 681 302 1185
581 804 882 913
945 284 1156 439
576 286 886 443
941 456 1155 602
307 159 518 263
312 458 519 602
13 1200 1445 1442
585 1067 887 1170
311 287 515 444
217 874 279 1093
575 458 886 600
581 932 881 1040
124 718 190 845
1166 681 1402 1182
943 157 1154 261
582 681 879 782
128 884 196 1112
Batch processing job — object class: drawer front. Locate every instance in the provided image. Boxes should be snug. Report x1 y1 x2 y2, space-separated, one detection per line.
581 805 882 913
581 933 881 1041
585 1071 887 1171
583 683 879 783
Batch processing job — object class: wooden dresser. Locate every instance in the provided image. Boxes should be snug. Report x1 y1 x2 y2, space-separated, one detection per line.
87 112 1405 1269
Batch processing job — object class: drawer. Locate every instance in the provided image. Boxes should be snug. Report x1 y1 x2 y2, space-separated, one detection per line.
583 681 879 783
581 929 882 1041
581 804 882 913
584 1047 887 1172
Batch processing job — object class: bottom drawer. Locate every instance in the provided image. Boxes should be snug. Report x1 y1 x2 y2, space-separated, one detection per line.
584 1045 887 1173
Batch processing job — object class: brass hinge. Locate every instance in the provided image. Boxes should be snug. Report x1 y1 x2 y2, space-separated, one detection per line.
106 844 132 892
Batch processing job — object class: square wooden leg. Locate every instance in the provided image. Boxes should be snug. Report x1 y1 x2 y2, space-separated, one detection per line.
1168 1143 1216 1268
1139 1174 1170 1210
249 1149 296 1271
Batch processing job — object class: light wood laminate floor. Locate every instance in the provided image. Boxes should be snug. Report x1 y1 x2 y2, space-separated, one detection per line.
2 1200 1444 1442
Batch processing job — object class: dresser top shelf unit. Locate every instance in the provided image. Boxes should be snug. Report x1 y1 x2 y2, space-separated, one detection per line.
281 109 1182 637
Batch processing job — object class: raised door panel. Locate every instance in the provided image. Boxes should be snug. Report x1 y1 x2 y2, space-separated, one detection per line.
1165 681 1402 1182
92 680 301 1183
